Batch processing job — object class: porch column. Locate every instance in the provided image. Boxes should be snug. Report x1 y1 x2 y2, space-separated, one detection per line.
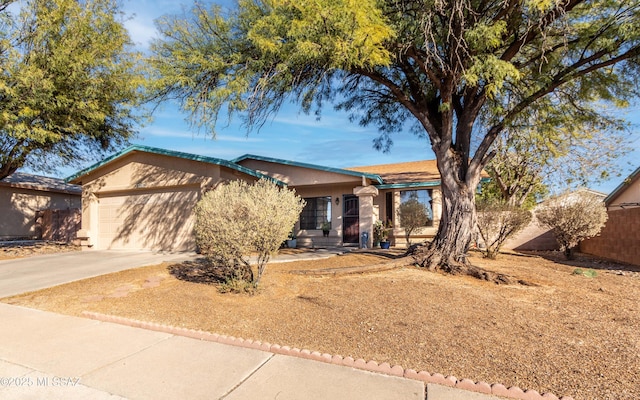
432 188 442 225
353 185 379 248
78 191 98 250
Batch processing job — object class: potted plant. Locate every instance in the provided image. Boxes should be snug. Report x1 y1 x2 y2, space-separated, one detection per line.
373 220 384 247
380 221 392 249
286 230 297 248
321 220 331 237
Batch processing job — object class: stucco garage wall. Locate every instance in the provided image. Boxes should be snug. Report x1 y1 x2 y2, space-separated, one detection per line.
79 152 225 251
0 186 80 239
97 186 199 251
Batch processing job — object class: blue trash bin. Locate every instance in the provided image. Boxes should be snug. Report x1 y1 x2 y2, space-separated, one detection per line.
361 231 369 249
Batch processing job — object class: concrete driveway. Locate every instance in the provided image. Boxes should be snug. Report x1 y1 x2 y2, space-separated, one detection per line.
0 250 196 298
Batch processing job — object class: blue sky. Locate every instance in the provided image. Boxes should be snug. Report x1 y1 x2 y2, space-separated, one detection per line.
37 1 640 194
115 0 439 167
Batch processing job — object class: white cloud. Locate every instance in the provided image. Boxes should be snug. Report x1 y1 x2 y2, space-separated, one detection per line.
270 114 367 133
139 126 264 143
124 18 158 48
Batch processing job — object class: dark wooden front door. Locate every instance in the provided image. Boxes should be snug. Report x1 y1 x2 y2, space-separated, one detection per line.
343 195 359 244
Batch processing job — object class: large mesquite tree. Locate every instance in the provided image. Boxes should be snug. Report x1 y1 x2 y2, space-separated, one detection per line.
0 0 145 179
148 0 640 271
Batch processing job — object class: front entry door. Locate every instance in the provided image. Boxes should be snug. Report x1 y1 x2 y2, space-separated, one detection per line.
343 195 359 244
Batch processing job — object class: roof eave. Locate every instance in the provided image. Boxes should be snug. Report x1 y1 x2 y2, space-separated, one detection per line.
604 166 640 206
0 181 81 195
375 181 441 190
234 154 384 184
66 145 286 186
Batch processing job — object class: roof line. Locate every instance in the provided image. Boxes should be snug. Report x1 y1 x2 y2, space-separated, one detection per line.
604 166 640 205
66 145 286 186
375 181 440 189
0 172 81 195
375 177 488 190
233 154 384 184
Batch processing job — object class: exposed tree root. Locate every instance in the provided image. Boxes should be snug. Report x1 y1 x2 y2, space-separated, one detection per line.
406 242 526 285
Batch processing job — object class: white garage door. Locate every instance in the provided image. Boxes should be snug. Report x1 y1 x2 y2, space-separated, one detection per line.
97 186 199 251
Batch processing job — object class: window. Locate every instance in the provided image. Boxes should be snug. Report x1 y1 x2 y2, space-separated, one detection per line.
300 197 332 230
399 189 433 226
385 192 393 224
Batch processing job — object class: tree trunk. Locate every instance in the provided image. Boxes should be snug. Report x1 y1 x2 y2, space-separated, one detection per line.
414 178 478 272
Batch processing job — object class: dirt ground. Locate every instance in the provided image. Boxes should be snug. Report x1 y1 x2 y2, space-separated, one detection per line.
0 241 79 260
2 248 639 400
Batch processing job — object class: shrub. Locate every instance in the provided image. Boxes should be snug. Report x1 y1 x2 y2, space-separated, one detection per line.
397 197 430 245
194 179 305 287
249 180 306 284
535 191 608 259
476 200 532 259
572 268 598 278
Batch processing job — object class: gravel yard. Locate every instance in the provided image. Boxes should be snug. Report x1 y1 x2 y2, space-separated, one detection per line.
2 249 638 400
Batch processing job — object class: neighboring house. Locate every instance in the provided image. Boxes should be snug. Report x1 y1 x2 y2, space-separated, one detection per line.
581 167 640 266
0 172 81 240
503 188 607 252
68 145 445 251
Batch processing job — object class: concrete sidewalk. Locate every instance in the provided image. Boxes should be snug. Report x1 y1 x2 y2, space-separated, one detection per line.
0 303 503 400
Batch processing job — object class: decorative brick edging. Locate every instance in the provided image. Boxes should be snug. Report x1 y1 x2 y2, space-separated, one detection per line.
81 311 573 400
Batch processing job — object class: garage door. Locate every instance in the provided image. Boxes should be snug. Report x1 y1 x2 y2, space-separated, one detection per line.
97 186 199 251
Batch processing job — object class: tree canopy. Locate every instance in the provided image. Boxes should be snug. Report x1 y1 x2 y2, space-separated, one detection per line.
148 0 640 269
0 0 146 179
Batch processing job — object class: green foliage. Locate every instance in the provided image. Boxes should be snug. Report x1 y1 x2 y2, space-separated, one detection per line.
477 178 544 211
194 179 305 288
373 219 392 243
398 197 430 245
0 0 145 179
572 268 598 278
476 199 532 259
149 0 640 267
535 191 609 260
484 100 631 207
218 276 258 294
147 0 393 133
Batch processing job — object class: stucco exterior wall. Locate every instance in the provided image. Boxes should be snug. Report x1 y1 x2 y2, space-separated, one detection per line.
607 176 640 209
293 183 356 247
502 213 559 251
237 159 363 186
0 186 80 239
580 207 640 266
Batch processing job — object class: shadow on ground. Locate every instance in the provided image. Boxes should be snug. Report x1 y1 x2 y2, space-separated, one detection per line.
522 250 640 273
168 258 253 285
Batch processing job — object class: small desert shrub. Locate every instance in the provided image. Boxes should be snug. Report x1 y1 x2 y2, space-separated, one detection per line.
218 272 257 294
194 179 305 287
535 191 608 259
572 268 598 278
476 200 532 259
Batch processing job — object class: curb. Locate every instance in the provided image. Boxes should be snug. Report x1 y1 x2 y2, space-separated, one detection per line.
81 311 573 400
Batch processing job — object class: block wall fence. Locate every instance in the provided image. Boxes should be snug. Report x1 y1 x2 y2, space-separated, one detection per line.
580 207 640 267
